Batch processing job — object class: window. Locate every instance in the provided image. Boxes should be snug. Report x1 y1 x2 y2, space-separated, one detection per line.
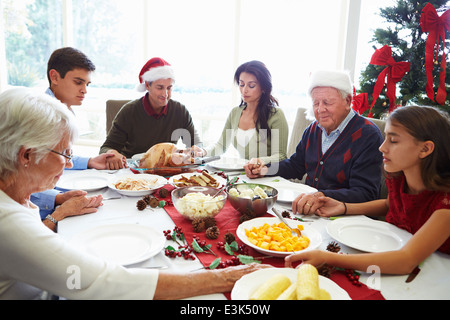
238 0 344 123
354 0 397 90
2 0 62 87
2 0 392 157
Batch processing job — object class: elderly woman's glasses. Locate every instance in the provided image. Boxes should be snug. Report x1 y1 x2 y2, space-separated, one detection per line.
48 149 73 163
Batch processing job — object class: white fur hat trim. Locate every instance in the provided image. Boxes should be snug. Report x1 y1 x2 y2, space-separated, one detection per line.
308 70 352 96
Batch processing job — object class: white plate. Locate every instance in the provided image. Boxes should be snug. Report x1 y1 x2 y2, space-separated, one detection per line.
208 158 247 171
69 224 165 266
231 267 351 300
56 171 110 191
108 173 167 196
326 218 412 253
276 185 318 203
168 172 227 188
236 217 322 257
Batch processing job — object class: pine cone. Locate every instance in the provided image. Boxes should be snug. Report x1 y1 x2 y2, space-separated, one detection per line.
142 195 153 205
136 199 147 211
245 208 257 218
326 241 341 253
317 264 333 278
192 218 206 233
224 231 235 244
281 210 290 218
148 197 160 208
158 187 169 198
205 226 220 239
239 213 252 224
203 217 216 229
238 209 257 224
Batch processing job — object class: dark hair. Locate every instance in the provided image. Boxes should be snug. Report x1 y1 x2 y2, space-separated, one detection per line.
388 106 450 191
234 60 278 139
47 47 96 85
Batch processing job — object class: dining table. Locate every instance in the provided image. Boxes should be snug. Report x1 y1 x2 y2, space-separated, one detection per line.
57 166 450 300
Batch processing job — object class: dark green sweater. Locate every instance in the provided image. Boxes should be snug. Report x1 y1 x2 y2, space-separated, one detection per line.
100 98 201 158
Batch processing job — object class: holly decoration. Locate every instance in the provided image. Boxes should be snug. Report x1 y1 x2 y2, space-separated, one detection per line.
163 226 196 260
162 225 261 269
212 240 261 269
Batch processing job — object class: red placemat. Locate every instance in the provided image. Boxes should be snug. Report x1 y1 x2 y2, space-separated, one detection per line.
159 185 384 300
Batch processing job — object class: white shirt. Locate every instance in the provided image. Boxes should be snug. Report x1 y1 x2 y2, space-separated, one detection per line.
236 128 256 147
0 190 158 299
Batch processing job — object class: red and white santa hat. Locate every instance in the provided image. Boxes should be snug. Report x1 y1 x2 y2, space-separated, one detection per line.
137 57 175 92
307 69 352 96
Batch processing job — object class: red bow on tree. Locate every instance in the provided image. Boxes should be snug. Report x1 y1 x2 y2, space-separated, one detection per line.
369 45 410 117
420 3 450 105
352 87 368 115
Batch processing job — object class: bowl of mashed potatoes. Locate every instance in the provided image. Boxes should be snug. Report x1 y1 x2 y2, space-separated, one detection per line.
226 183 278 217
171 186 227 220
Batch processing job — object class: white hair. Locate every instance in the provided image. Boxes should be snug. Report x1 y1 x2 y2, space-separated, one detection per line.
0 88 78 179
305 87 352 121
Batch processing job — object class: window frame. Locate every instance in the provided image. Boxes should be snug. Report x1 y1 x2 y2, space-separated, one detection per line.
0 0 363 153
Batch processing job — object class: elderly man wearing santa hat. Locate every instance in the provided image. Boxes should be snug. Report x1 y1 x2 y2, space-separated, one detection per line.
100 57 201 169
245 70 384 214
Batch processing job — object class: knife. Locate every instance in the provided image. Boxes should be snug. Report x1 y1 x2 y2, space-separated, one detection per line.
405 266 421 283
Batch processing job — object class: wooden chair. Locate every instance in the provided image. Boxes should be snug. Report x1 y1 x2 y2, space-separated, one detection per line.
105 100 130 134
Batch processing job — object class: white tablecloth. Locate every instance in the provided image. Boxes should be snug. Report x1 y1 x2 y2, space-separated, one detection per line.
57 169 450 300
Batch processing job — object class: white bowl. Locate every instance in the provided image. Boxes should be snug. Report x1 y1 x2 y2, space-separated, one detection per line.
236 217 322 257
169 171 226 188
108 173 167 196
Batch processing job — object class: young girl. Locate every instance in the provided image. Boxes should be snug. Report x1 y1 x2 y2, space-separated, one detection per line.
285 106 450 275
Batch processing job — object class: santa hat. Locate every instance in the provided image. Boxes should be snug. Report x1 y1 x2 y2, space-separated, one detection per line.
307 70 352 96
137 57 175 92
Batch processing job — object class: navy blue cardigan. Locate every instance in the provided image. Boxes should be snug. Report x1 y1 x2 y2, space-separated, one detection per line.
273 114 383 203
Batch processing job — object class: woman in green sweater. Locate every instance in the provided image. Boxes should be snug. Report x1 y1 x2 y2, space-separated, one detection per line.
200 60 289 164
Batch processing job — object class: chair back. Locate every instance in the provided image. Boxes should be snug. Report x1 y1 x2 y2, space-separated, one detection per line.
287 108 313 157
106 100 130 134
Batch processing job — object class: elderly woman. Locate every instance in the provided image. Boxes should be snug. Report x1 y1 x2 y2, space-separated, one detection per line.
0 88 266 300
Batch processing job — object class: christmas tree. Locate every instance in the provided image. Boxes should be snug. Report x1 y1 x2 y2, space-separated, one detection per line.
357 0 449 119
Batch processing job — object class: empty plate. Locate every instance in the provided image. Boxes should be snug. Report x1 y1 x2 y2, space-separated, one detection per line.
56 171 110 191
208 158 247 171
326 218 412 253
70 224 165 265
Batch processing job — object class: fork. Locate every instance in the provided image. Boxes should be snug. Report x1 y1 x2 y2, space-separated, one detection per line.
102 196 122 200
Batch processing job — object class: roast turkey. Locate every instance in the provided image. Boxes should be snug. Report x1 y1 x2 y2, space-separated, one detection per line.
139 143 193 169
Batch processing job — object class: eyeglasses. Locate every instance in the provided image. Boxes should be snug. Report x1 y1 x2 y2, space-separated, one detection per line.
48 149 73 163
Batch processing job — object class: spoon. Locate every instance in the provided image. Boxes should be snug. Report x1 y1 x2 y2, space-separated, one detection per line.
212 176 239 198
272 207 302 237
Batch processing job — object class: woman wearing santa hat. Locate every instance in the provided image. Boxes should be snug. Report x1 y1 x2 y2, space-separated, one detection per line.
100 57 201 169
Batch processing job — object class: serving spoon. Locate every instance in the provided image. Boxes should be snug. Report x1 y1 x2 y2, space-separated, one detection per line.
272 207 302 237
